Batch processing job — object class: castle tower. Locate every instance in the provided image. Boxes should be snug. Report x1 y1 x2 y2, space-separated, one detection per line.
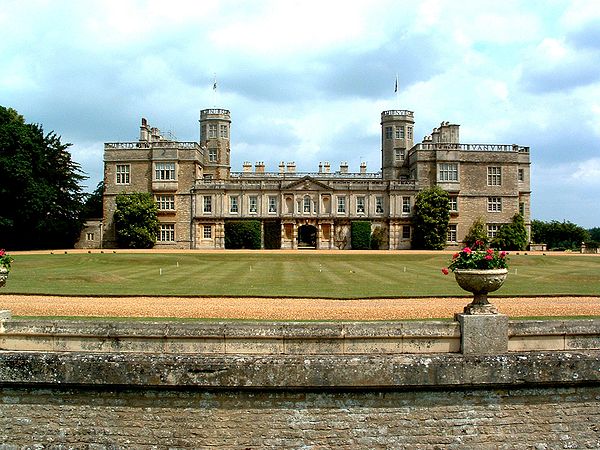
199 108 231 179
381 110 415 180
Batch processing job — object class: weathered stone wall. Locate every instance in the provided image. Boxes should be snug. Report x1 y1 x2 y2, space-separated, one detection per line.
0 351 599 448
2 318 599 354
1 385 598 449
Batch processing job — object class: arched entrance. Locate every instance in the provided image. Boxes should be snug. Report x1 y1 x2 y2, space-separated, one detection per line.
298 224 317 248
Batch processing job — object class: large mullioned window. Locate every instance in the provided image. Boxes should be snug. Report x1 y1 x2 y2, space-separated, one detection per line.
487 166 502 186
158 224 175 242
116 164 130 184
155 162 176 181
488 197 502 212
438 163 458 181
155 194 175 211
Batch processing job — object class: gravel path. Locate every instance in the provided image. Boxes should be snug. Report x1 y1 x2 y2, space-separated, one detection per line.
1 295 599 320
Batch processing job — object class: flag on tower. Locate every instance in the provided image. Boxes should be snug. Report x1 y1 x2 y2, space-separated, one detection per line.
394 75 398 93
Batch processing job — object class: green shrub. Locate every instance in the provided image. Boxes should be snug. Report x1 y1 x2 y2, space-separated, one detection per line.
370 226 387 250
351 221 371 250
263 220 281 249
224 220 261 249
463 217 488 248
491 214 528 250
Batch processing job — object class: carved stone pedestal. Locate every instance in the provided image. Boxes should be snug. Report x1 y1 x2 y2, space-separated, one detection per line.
456 313 508 355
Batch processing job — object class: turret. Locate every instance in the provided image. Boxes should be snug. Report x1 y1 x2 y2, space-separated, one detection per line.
199 108 231 179
381 110 414 180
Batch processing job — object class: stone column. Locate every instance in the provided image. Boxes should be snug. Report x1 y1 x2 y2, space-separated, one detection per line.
292 222 297 250
260 221 265 249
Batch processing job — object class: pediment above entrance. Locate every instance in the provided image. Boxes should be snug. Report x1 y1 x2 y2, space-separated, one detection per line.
283 176 331 191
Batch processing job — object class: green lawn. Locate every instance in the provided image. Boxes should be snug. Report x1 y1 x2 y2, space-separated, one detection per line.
2 252 600 298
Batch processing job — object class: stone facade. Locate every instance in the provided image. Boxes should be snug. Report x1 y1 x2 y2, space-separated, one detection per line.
73 219 102 249
101 109 531 249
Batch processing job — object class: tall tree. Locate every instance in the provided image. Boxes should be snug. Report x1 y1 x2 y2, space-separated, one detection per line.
531 219 589 250
0 106 86 249
82 181 104 219
411 186 450 249
588 227 600 242
114 192 159 249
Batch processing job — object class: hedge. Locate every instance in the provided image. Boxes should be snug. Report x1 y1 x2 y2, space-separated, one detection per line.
224 220 261 249
351 221 371 249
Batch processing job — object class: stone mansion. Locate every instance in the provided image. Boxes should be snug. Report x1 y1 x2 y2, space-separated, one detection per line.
95 108 531 250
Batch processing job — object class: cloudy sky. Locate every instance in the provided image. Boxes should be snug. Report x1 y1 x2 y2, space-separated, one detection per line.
2 0 599 227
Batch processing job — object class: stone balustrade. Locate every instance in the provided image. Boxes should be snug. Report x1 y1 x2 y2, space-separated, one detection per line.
415 143 530 152
1 317 598 355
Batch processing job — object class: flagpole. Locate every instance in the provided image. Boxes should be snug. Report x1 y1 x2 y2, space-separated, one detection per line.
212 73 218 107
395 73 399 109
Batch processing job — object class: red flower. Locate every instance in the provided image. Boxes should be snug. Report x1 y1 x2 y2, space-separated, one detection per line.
452 252 459 259
463 247 472 254
485 255 493 260
0 249 4 256
441 268 449 275
486 248 494 254
500 251 507 258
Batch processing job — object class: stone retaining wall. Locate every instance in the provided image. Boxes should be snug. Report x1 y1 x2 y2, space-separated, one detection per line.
1 318 600 448
0 351 599 448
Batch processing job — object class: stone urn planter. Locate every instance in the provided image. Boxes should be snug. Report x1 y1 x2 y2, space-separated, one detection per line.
454 268 508 315
0 267 8 288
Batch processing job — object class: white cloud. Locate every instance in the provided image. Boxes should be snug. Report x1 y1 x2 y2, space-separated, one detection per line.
209 0 384 55
571 158 600 185
562 0 600 28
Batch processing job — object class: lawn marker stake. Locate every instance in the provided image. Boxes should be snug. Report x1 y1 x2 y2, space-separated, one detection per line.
159 268 162 276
